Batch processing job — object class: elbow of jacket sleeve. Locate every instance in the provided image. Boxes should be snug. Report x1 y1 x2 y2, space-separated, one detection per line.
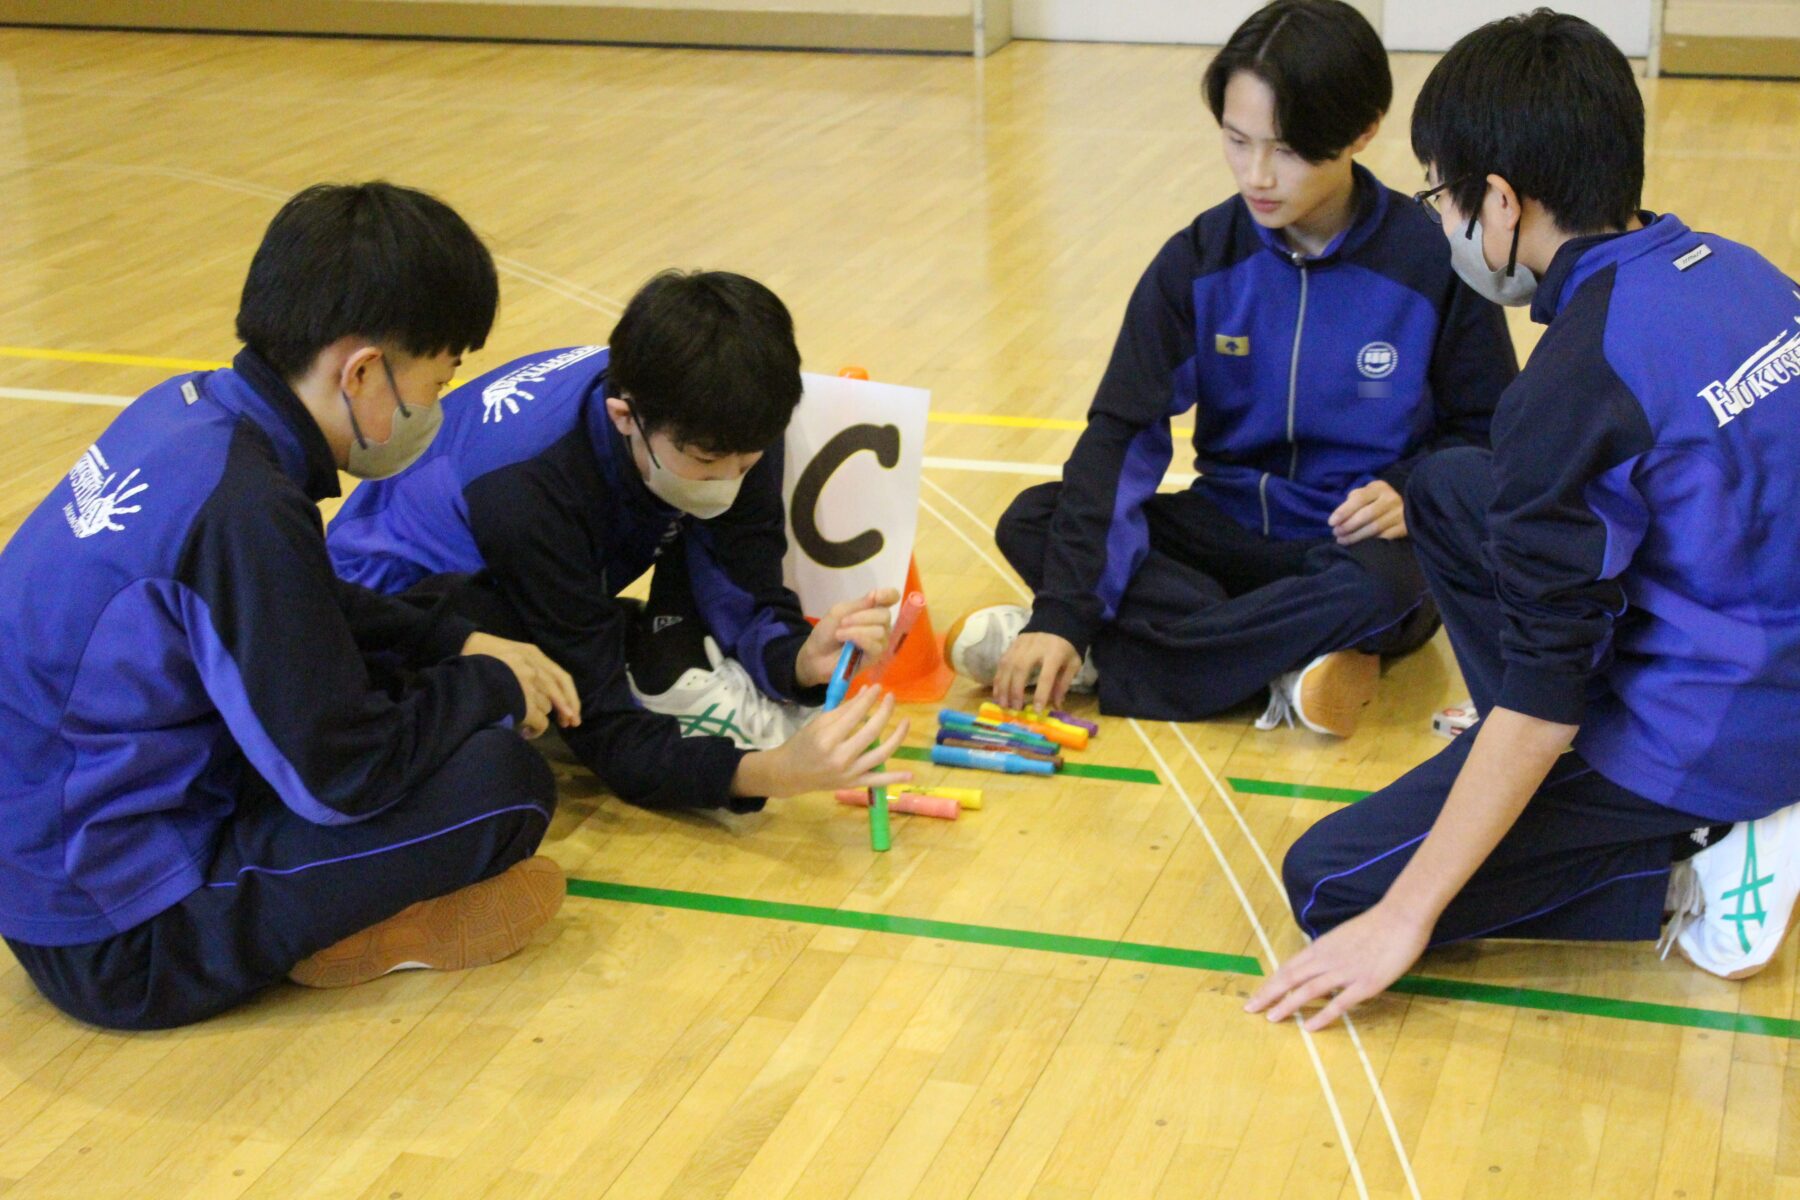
1494 663 1588 726
568 722 755 811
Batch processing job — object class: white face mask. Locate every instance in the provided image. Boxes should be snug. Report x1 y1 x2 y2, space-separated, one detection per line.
343 357 442 480
631 413 743 519
1449 215 1538 307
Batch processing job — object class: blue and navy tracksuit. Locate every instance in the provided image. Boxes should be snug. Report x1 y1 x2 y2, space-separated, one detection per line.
1286 214 1800 944
0 350 554 1029
997 166 1519 719
326 346 821 812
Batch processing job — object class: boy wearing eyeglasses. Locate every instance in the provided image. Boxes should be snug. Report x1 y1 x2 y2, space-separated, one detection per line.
1252 11 1800 1030
945 0 1517 736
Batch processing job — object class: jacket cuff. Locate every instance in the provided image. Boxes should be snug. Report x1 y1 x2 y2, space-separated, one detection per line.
709 741 767 813
466 652 528 724
419 611 482 666
1376 457 1419 496
1022 598 1096 657
1494 663 1588 726
763 629 827 706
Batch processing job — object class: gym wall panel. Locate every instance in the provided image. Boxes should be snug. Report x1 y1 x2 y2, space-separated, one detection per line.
1383 0 1653 54
1011 0 1382 43
0 0 1010 55
1662 0 1800 76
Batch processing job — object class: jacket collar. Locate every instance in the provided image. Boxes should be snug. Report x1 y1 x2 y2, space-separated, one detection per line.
1249 162 1387 265
1530 212 1685 325
217 348 343 501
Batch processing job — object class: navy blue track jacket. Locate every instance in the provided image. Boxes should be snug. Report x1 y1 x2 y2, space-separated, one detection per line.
0 351 524 946
1026 166 1519 653
1491 214 1800 822
326 346 820 812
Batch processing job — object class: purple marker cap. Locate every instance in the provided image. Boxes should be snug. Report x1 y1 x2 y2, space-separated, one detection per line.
1051 710 1098 736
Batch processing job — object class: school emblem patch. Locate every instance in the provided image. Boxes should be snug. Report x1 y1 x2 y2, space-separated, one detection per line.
1357 341 1398 379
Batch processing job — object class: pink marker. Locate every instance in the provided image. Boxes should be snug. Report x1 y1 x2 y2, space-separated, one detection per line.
836 789 959 820
867 591 927 685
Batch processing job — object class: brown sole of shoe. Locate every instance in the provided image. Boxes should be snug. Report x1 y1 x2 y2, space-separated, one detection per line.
942 611 975 677
1295 651 1380 738
288 855 566 989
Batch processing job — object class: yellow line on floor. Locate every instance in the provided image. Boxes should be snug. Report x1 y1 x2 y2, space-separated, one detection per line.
0 345 225 371
0 344 1197 436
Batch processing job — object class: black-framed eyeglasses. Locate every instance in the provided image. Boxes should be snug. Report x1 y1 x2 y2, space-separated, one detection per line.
1411 176 1471 222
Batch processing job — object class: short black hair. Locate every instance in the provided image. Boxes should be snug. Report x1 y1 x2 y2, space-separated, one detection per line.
235 182 498 379
1411 10 1644 234
608 270 803 456
1202 0 1391 164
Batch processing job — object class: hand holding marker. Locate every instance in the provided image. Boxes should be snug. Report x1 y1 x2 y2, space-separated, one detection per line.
825 591 928 851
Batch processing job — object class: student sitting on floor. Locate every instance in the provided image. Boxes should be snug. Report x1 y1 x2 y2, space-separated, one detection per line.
1249 11 1800 1031
326 270 912 812
0 182 585 1029
945 0 1517 735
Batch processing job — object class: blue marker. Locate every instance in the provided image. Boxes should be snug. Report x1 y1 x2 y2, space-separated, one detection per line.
931 745 1056 776
823 641 861 712
937 710 1058 754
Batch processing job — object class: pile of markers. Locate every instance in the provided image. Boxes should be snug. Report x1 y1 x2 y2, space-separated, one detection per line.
835 785 982 821
832 705 1097 824
930 703 1096 776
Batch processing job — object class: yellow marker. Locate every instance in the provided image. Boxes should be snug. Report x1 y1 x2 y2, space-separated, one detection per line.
926 786 983 810
978 702 1088 750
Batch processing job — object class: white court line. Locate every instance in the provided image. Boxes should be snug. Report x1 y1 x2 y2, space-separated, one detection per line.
917 494 1030 601
926 456 1060 478
0 387 131 408
1129 720 1371 1200
922 472 1015 540
914 481 1373 1197
0 387 1128 482
1165 722 1422 1200
924 458 1197 487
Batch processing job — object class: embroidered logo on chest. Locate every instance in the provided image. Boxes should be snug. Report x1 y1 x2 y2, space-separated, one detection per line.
1357 342 1398 380
1214 334 1250 357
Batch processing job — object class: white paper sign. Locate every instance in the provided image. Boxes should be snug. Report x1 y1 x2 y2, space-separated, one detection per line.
781 372 930 619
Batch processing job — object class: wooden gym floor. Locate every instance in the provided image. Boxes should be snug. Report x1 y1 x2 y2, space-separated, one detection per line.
1 25 1798 1200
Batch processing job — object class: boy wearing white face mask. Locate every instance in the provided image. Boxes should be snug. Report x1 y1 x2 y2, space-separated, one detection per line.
0 183 583 1029
1251 12 1800 1032
328 270 914 813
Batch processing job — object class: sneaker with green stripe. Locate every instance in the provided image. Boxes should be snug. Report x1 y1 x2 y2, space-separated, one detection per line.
1666 801 1800 980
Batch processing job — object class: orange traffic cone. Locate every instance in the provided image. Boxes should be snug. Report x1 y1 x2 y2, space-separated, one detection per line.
831 367 953 704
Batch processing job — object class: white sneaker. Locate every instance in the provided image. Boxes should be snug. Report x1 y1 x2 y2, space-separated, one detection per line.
1665 802 1800 979
629 637 812 751
1254 651 1378 738
1431 701 1479 739
943 604 1096 692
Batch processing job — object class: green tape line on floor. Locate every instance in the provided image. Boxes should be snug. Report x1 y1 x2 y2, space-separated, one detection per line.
565 879 1260 975
891 744 1161 785
1227 777 1371 804
567 878 1800 1041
